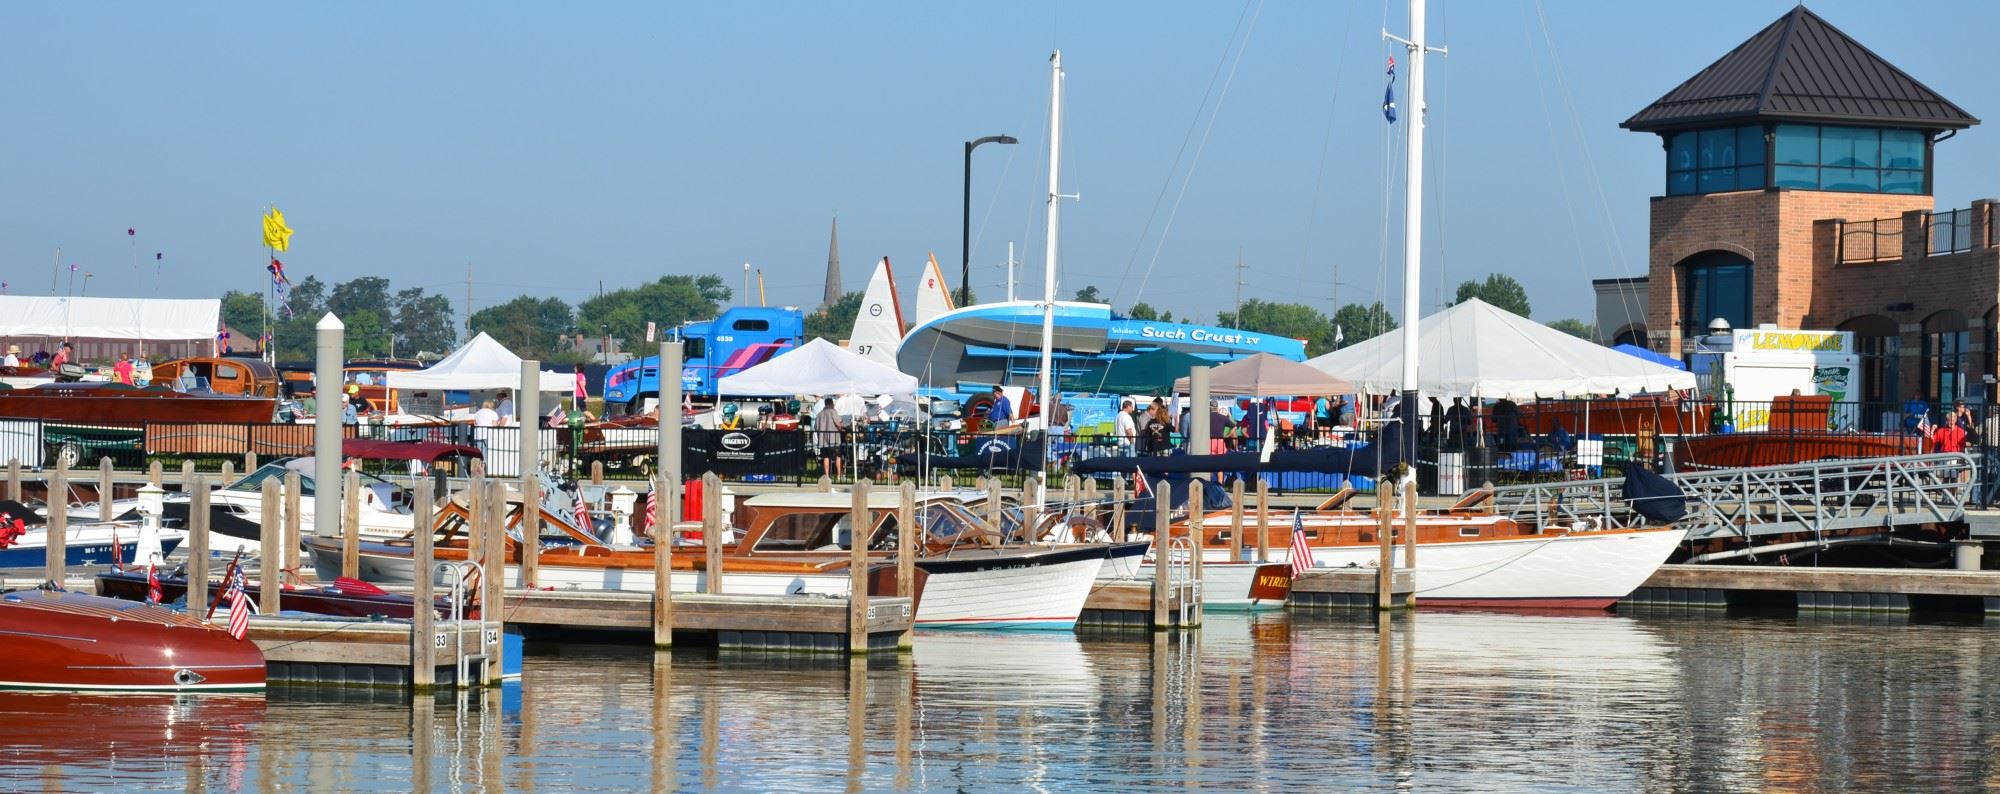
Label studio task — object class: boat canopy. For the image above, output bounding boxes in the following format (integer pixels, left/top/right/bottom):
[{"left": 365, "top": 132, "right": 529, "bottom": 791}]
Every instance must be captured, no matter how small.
[{"left": 387, "top": 332, "right": 572, "bottom": 392}]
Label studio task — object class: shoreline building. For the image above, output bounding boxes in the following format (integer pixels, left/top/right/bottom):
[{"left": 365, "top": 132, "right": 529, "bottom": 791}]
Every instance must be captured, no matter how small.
[{"left": 1623, "top": 6, "right": 1993, "bottom": 407}]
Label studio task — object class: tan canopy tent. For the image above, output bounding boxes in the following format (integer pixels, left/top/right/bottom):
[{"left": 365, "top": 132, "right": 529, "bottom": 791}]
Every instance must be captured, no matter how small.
[{"left": 1173, "top": 353, "right": 1355, "bottom": 397}]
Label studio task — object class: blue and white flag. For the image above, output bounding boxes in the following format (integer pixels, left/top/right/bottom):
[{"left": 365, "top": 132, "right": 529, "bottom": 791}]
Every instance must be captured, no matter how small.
[{"left": 1383, "top": 56, "right": 1398, "bottom": 123}]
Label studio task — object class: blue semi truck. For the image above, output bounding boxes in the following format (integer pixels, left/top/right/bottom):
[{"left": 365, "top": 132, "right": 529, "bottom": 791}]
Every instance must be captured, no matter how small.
[{"left": 602, "top": 307, "right": 804, "bottom": 412}]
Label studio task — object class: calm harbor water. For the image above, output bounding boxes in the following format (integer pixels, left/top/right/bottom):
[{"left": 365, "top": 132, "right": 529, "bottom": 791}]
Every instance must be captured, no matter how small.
[{"left": 7, "top": 610, "right": 2000, "bottom": 792}]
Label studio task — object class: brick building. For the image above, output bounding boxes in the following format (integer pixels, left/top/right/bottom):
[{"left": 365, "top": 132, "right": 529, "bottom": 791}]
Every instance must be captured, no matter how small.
[{"left": 1623, "top": 7, "right": 1993, "bottom": 409}]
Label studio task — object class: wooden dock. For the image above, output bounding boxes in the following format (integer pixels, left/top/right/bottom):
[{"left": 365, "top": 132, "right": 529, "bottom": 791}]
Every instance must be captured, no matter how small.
[
  {"left": 1078, "top": 579, "right": 1198, "bottom": 629},
  {"left": 247, "top": 616, "right": 495, "bottom": 688},
  {"left": 1289, "top": 568, "right": 1415, "bottom": 610},
  {"left": 1623, "top": 564, "right": 2000, "bottom": 613},
  {"left": 500, "top": 589, "right": 914, "bottom": 651}
]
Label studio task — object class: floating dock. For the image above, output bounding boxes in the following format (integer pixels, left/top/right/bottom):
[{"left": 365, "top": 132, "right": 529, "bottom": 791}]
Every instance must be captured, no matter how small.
[
  {"left": 500, "top": 589, "right": 914, "bottom": 651},
  {"left": 1289, "top": 568, "right": 1415, "bottom": 610},
  {"left": 1623, "top": 564, "right": 2000, "bottom": 614}
]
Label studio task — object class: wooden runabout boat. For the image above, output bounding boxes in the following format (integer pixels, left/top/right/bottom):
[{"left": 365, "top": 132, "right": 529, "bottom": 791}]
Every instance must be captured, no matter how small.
[
  {"left": 96, "top": 569, "right": 473, "bottom": 620},
  {"left": 1669, "top": 431, "right": 1923, "bottom": 470},
  {"left": 0, "top": 382, "right": 276, "bottom": 424},
  {"left": 148, "top": 356, "right": 280, "bottom": 398},
  {"left": 0, "top": 588, "right": 265, "bottom": 691}
]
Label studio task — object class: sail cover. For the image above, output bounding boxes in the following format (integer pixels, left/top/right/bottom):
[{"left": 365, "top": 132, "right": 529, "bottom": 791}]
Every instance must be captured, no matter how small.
[{"left": 846, "top": 257, "right": 905, "bottom": 368}]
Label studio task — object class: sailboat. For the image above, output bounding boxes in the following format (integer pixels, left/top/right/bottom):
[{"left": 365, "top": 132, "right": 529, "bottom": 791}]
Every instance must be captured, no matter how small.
[
  {"left": 1098, "top": 0, "right": 1686, "bottom": 610},
  {"left": 846, "top": 256, "right": 905, "bottom": 367},
  {"left": 913, "top": 253, "right": 956, "bottom": 326}
]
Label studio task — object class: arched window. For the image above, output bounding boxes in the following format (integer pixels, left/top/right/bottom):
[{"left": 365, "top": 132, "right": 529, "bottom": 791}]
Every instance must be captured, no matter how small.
[
  {"left": 1837, "top": 315, "right": 1899, "bottom": 428},
  {"left": 1678, "top": 251, "right": 1752, "bottom": 337},
  {"left": 1923, "top": 310, "right": 1970, "bottom": 402},
  {"left": 1611, "top": 325, "right": 1649, "bottom": 349}
]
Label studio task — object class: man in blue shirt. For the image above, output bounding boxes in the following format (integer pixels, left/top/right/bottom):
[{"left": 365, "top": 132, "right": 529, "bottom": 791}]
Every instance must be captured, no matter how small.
[{"left": 986, "top": 385, "right": 1013, "bottom": 429}]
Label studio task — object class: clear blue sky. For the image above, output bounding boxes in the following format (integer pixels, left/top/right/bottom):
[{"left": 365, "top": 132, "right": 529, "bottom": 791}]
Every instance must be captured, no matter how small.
[{"left": 3, "top": 2, "right": 1996, "bottom": 330}]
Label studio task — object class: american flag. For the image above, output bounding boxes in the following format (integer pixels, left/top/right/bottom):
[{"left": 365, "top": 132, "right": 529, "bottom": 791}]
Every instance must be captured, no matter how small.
[
  {"left": 574, "top": 494, "right": 592, "bottom": 532},
  {"left": 225, "top": 564, "right": 250, "bottom": 640},
  {"left": 146, "top": 562, "right": 161, "bottom": 604},
  {"left": 1288, "top": 510, "right": 1314, "bottom": 577},
  {"left": 109, "top": 528, "right": 122, "bottom": 571},
  {"left": 638, "top": 488, "right": 658, "bottom": 534}
]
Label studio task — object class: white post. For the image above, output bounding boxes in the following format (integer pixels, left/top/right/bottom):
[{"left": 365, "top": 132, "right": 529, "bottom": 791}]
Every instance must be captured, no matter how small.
[
  {"left": 1034, "top": 49, "right": 1066, "bottom": 517},
  {"left": 660, "top": 341, "right": 683, "bottom": 487},
  {"left": 134, "top": 483, "right": 166, "bottom": 567},
  {"left": 520, "top": 358, "right": 542, "bottom": 480},
  {"left": 609, "top": 486, "right": 637, "bottom": 546},
  {"left": 314, "top": 313, "right": 344, "bottom": 538}
]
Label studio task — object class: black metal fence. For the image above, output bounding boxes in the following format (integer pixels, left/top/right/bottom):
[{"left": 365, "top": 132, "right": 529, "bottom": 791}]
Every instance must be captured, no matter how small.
[
  {"left": 1929, "top": 207, "right": 1975, "bottom": 255},
  {"left": 1839, "top": 216, "right": 1904, "bottom": 264}
]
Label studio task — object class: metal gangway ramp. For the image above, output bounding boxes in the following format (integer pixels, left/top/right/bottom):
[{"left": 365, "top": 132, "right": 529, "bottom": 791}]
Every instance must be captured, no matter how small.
[{"left": 1486, "top": 453, "right": 1977, "bottom": 544}]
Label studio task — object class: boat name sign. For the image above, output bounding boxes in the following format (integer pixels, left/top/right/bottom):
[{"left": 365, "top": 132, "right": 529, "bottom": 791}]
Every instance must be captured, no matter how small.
[{"left": 1125, "top": 324, "right": 1262, "bottom": 346}]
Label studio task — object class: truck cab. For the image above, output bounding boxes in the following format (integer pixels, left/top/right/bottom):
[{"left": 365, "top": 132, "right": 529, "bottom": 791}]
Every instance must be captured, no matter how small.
[{"left": 603, "top": 307, "right": 804, "bottom": 413}]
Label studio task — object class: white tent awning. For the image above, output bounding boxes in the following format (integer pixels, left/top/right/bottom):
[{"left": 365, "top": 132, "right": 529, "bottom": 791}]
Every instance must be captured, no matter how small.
[
  {"left": 719, "top": 338, "right": 918, "bottom": 398},
  {"left": 1306, "top": 298, "right": 1696, "bottom": 400},
  {"left": 387, "top": 332, "right": 573, "bottom": 392},
  {"left": 0, "top": 296, "right": 220, "bottom": 340}
]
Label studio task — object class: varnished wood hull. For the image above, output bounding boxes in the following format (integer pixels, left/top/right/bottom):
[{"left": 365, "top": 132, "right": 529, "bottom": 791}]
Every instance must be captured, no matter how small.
[
  {"left": 0, "top": 590, "right": 265, "bottom": 691},
  {"left": 1670, "top": 432, "right": 1922, "bottom": 470},
  {"left": 0, "top": 391, "right": 275, "bottom": 424}
]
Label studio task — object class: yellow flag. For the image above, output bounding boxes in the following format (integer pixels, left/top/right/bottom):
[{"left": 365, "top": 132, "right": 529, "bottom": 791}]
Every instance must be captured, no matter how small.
[{"left": 262, "top": 208, "right": 293, "bottom": 252}]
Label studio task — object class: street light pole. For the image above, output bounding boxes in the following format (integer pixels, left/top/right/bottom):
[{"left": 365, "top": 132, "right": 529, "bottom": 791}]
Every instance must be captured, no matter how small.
[{"left": 961, "top": 134, "right": 1018, "bottom": 306}]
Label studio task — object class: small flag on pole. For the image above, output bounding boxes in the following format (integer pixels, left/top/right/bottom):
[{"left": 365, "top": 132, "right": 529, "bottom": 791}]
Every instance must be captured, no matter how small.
[
  {"left": 146, "top": 562, "right": 162, "bottom": 604},
  {"left": 1383, "top": 56, "right": 1398, "bottom": 123},
  {"left": 225, "top": 565, "right": 251, "bottom": 639},
  {"left": 110, "top": 528, "right": 122, "bottom": 571},
  {"left": 639, "top": 488, "right": 658, "bottom": 534},
  {"left": 1288, "top": 510, "right": 1313, "bottom": 577},
  {"left": 574, "top": 494, "right": 592, "bottom": 532},
  {"left": 1133, "top": 468, "right": 1149, "bottom": 498},
  {"left": 262, "top": 208, "right": 293, "bottom": 252}
]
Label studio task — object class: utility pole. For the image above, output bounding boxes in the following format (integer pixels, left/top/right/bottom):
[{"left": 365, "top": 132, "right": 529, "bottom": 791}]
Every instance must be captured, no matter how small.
[{"left": 1232, "top": 248, "right": 1246, "bottom": 328}]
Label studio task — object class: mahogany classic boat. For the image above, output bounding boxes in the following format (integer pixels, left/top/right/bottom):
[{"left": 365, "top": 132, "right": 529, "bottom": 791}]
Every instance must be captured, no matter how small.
[
  {"left": 0, "top": 588, "right": 265, "bottom": 691},
  {"left": 148, "top": 356, "right": 280, "bottom": 399},
  {"left": 0, "top": 382, "right": 276, "bottom": 424}
]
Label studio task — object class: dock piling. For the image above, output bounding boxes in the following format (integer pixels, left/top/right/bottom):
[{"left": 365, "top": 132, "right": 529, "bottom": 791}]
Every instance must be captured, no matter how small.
[
  {"left": 897, "top": 480, "right": 915, "bottom": 649},
  {"left": 482, "top": 479, "right": 506, "bottom": 685},
  {"left": 259, "top": 477, "right": 282, "bottom": 614},
  {"left": 1402, "top": 478, "right": 1417, "bottom": 571},
  {"left": 591, "top": 461, "right": 604, "bottom": 485},
  {"left": 1152, "top": 485, "right": 1170, "bottom": 629},
  {"left": 819, "top": 474, "right": 832, "bottom": 492},
  {"left": 1376, "top": 484, "right": 1393, "bottom": 611},
  {"left": 243, "top": 451, "right": 257, "bottom": 474},
  {"left": 986, "top": 477, "right": 1002, "bottom": 536},
  {"left": 849, "top": 480, "right": 871, "bottom": 654},
  {"left": 702, "top": 472, "right": 723, "bottom": 594},
  {"left": 411, "top": 486, "right": 436, "bottom": 690},
  {"left": 186, "top": 475, "right": 209, "bottom": 616},
  {"left": 341, "top": 469, "right": 361, "bottom": 580},
  {"left": 519, "top": 473, "right": 539, "bottom": 588},
  {"left": 1229, "top": 479, "right": 1245, "bottom": 561},
  {"left": 219, "top": 460, "right": 233, "bottom": 489},
  {"left": 6, "top": 457, "right": 18, "bottom": 502},
  {"left": 45, "top": 463, "right": 65, "bottom": 585},
  {"left": 180, "top": 459, "right": 193, "bottom": 491},
  {"left": 283, "top": 471, "right": 303, "bottom": 582},
  {"left": 97, "top": 457, "right": 112, "bottom": 525},
  {"left": 1255, "top": 480, "right": 1270, "bottom": 563},
  {"left": 1111, "top": 475, "right": 1126, "bottom": 543},
  {"left": 652, "top": 474, "right": 676, "bottom": 648},
  {"left": 148, "top": 460, "right": 161, "bottom": 487}
]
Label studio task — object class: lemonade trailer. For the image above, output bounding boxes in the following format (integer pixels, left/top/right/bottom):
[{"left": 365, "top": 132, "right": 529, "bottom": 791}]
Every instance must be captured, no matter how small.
[{"left": 1690, "top": 325, "right": 1860, "bottom": 432}]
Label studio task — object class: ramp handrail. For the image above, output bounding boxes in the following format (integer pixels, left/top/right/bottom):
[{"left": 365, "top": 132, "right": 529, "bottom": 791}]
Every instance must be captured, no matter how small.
[
  {"left": 1487, "top": 453, "right": 1976, "bottom": 542},
  {"left": 1165, "top": 535, "right": 1200, "bottom": 625}
]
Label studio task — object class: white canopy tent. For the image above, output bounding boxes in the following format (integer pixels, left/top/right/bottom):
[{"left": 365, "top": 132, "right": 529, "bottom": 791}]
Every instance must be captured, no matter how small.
[
  {"left": 1306, "top": 298, "right": 1696, "bottom": 400},
  {"left": 386, "top": 332, "right": 572, "bottom": 392},
  {"left": 0, "top": 295, "right": 219, "bottom": 340},
  {"left": 719, "top": 338, "right": 919, "bottom": 398}
]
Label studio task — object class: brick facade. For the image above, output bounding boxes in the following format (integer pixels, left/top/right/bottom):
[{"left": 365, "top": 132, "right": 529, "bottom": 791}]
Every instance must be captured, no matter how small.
[{"left": 1648, "top": 189, "right": 2000, "bottom": 403}]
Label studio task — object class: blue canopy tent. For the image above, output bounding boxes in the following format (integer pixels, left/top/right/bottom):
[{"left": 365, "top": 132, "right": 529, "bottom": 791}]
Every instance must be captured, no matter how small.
[{"left": 1612, "top": 344, "right": 1685, "bottom": 371}]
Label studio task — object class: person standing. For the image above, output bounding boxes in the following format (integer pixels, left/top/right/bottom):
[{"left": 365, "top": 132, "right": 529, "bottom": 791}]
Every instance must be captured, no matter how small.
[
  {"left": 473, "top": 400, "right": 500, "bottom": 428},
  {"left": 813, "top": 396, "right": 846, "bottom": 480},
  {"left": 112, "top": 355, "right": 133, "bottom": 386},
  {"left": 1114, "top": 398, "right": 1137, "bottom": 456},
  {"left": 573, "top": 364, "right": 589, "bottom": 408}
]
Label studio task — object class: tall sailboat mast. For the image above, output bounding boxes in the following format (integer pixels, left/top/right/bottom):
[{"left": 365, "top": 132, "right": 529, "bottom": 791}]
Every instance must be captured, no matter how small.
[
  {"left": 1035, "top": 49, "right": 1065, "bottom": 516},
  {"left": 1388, "top": 0, "right": 1439, "bottom": 471}
]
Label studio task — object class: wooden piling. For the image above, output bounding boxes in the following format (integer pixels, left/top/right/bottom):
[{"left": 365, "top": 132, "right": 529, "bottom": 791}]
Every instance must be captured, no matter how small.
[
  {"left": 848, "top": 480, "right": 871, "bottom": 654},
  {"left": 341, "top": 469, "right": 362, "bottom": 580},
  {"left": 482, "top": 480, "right": 506, "bottom": 685},
  {"left": 411, "top": 486, "right": 436, "bottom": 689},
  {"left": 519, "top": 474, "right": 539, "bottom": 588},
  {"left": 1111, "top": 475, "right": 1126, "bottom": 543},
  {"left": 1189, "top": 481, "right": 1204, "bottom": 583},
  {"left": 652, "top": 474, "right": 676, "bottom": 648},
  {"left": 5, "top": 458, "right": 18, "bottom": 502},
  {"left": 590, "top": 461, "right": 604, "bottom": 485},
  {"left": 1152, "top": 487, "right": 1171, "bottom": 629},
  {"left": 1229, "top": 479, "right": 1245, "bottom": 561},
  {"left": 701, "top": 472, "right": 723, "bottom": 594},
  {"left": 1254, "top": 480, "right": 1271, "bottom": 563},
  {"left": 1081, "top": 478, "right": 1099, "bottom": 543},
  {"left": 243, "top": 451, "right": 257, "bottom": 473},
  {"left": 259, "top": 477, "right": 282, "bottom": 615},
  {"left": 44, "top": 464, "right": 65, "bottom": 584},
  {"left": 1376, "top": 484, "right": 1393, "bottom": 611},
  {"left": 1021, "top": 477, "right": 1040, "bottom": 545},
  {"left": 219, "top": 460, "right": 234, "bottom": 487},
  {"left": 283, "top": 472, "right": 303, "bottom": 581},
  {"left": 97, "top": 457, "right": 113, "bottom": 524},
  {"left": 186, "top": 475, "right": 209, "bottom": 616},
  {"left": 1402, "top": 478, "right": 1417, "bottom": 571},
  {"left": 148, "top": 460, "right": 161, "bottom": 486},
  {"left": 897, "top": 480, "right": 915, "bottom": 650},
  {"left": 818, "top": 474, "right": 832, "bottom": 492},
  {"left": 180, "top": 459, "right": 194, "bottom": 491},
  {"left": 985, "top": 477, "right": 1002, "bottom": 535}
]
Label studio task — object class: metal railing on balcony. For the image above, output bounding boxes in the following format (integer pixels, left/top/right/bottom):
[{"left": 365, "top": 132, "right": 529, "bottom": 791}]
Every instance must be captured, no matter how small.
[
  {"left": 1837, "top": 216, "right": 1903, "bottom": 264},
  {"left": 1928, "top": 207, "right": 1974, "bottom": 255}
]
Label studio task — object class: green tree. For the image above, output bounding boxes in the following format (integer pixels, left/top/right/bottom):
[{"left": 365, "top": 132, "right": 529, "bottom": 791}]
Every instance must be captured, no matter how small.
[
  {"left": 1329, "top": 302, "right": 1398, "bottom": 350},
  {"left": 268, "top": 275, "right": 328, "bottom": 361},
  {"left": 1547, "top": 318, "right": 1594, "bottom": 340},
  {"left": 1452, "top": 273, "right": 1532, "bottom": 317},
  {"left": 327, "top": 276, "right": 392, "bottom": 319},
  {"left": 342, "top": 309, "right": 392, "bottom": 359},
  {"left": 392, "top": 287, "right": 456, "bottom": 357},
  {"left": 575, "top": 274, "right": 732, "bottom": 349},
  {"left": 1073, "top": 285, "right": 1103, "bottom": 303},
  {"left": 220, "top": 291, "right": 264, "bottom": 336},
  {"left": 804, "top": 291, "right": 864, "bottom": 343},
  {"left": 1127, "top": 302, "right": 1174, "bottom": 322},
  {"left": 469, "top": 295, "right": 575, "bottom": 358},
  {"left": 1217, "top": 300, "right": 1340, "bottom": 356}
]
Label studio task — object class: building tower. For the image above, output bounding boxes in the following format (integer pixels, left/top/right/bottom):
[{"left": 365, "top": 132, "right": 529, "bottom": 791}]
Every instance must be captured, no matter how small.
[
  {"left": 821, "top": 217, "right": 843, "bottom": 312},
  {"left": 1625, "top": 6, "right": 1983, "bottom": 407}
]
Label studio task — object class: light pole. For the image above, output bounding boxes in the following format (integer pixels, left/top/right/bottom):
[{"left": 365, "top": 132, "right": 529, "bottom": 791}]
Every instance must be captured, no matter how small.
[
  {"left": 961, "top": 134, "right": 1018, "bottom": 306},
  {"left": 741, "top": 262, "right": 750, "bottom": 307}
]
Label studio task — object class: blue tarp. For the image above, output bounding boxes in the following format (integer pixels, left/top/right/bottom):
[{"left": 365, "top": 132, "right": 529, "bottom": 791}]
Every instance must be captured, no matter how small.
[{"left": 1612, "top": 344, "right": 1685, "bottom": 371}]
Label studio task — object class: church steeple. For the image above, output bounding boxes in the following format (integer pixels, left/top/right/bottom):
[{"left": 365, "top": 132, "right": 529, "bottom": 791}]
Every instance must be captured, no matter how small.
[{"left": 821, "top": 217, "right": 843, "bottom": 311}]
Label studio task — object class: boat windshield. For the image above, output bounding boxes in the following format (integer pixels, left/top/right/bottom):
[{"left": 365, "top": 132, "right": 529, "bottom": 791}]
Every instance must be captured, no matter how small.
[{"left": 225, "top": 461, "right": 396, "bottom": 495}]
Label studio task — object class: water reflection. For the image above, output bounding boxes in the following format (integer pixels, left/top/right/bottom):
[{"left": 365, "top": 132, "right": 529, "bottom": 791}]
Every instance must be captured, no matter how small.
[{"left": 16, "top": 610, "right": 2000, "bottom": 790}]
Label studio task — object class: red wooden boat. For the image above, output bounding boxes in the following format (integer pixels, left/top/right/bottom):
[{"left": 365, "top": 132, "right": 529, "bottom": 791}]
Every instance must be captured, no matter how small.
[
  {"left": 0, "top": 382, "right": 276, "bottom": 424},
  {"left": 96, "top": 569, "right": 473, "bottom": 620},
  {"left": 0, "top": 589, "right": 265, "bottom": 691},
  {"left": 1671, "top": 431, "right": 1924, "bottom": 471}
]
